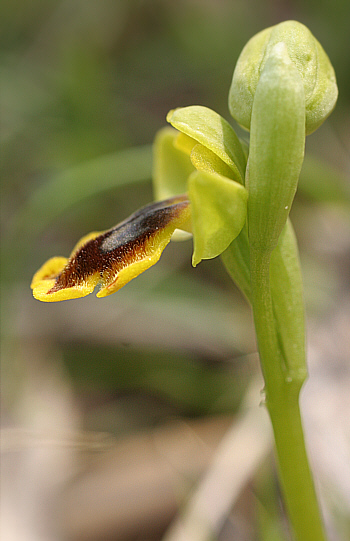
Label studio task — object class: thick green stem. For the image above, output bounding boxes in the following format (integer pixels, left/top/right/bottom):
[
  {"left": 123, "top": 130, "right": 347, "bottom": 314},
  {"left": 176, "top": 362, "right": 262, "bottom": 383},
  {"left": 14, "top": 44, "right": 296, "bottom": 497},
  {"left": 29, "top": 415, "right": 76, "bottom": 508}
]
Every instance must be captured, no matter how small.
[{"left": 250, "top": 247, "right": 326, "bottom": 541}]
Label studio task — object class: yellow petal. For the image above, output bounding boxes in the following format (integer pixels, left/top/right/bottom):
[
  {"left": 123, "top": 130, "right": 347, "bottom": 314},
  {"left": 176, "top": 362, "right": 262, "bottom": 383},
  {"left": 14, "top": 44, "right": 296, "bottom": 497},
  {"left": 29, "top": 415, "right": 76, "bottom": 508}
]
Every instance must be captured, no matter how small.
[
  {"left": 31, "top": 257, "right": 68, "bottom": 289},
  {"left": 31, "top": 195, "right": 191, "bottom": 302}
]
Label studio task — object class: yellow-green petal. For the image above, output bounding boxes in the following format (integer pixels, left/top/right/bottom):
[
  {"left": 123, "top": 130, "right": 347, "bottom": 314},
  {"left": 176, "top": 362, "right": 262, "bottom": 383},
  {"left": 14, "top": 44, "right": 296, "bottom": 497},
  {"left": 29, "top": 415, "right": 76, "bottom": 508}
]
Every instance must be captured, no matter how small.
[
  {"left": 167, "top": 106, "right": 246, "bottom": 184},
  {"left": 190, "top": 143, "right": 236, "bottom": 180},
  {"left": 188, "top": 171, "right": 248, "bottom": 267},
  {"left": 173, "top": 132, "right": 198, "bottom": 156}
]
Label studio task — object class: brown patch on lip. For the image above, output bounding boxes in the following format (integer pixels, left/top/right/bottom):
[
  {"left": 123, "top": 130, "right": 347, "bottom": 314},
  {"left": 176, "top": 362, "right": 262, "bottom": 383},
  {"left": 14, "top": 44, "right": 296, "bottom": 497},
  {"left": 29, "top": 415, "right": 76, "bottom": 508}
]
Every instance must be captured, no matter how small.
[{"left": 48, "top": 195, "right": 189, "bottom": 294}]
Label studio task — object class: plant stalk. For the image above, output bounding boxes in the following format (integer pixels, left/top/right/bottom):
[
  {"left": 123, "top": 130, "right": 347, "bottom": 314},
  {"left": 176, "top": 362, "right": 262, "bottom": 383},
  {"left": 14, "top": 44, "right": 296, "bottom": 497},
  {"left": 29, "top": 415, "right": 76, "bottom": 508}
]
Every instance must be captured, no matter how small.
[{"left": 250, "top": 247, "right": 326, "bottom": 541}]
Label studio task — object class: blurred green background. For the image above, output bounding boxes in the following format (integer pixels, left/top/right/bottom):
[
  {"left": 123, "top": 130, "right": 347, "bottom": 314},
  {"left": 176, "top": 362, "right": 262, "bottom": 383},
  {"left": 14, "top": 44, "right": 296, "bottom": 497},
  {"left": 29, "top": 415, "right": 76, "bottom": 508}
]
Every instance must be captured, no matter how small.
[{"left": 1, "top": 1, "right": 349, "bottom": 540}]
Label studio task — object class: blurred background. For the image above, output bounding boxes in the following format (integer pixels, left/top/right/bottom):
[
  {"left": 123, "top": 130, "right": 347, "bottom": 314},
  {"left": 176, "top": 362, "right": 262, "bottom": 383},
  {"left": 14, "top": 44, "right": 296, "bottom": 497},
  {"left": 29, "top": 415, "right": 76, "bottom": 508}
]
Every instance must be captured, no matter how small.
[{"left": 1, "top": 1, "right": 349, "bottom": 540}]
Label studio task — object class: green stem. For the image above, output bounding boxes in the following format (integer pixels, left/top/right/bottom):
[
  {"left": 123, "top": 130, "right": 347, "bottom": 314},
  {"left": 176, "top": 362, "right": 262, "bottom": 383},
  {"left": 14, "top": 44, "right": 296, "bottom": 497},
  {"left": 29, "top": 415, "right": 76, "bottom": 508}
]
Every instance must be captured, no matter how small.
[{"left": 250, "top": 247, "right": 326, "bottom": 541}]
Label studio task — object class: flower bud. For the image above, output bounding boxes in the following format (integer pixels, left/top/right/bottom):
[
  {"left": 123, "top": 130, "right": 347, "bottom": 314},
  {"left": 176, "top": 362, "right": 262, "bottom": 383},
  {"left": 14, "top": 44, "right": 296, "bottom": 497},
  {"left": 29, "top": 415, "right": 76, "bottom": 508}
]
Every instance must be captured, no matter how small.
[{"left": 229, "top": 20, "right": 338, "bottom": 135}]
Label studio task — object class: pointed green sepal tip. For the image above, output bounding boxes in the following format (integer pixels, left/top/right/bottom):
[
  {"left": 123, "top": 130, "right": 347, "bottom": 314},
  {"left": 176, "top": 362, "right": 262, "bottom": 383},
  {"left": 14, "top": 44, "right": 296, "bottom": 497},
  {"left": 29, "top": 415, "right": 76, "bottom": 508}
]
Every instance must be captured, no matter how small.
[
  {"left": 229, "top": 20, "right": 338, "bottom": 135},
  {"left": 188, "top": 171, "right": 248, "bottom": 267}
]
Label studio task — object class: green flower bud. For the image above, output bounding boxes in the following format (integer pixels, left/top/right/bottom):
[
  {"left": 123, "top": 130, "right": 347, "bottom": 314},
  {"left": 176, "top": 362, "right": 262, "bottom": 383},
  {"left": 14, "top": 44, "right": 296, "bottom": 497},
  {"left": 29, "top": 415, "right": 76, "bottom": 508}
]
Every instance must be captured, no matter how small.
[{"left": 229, "top": 20, "right": 338, "bottom": 135}]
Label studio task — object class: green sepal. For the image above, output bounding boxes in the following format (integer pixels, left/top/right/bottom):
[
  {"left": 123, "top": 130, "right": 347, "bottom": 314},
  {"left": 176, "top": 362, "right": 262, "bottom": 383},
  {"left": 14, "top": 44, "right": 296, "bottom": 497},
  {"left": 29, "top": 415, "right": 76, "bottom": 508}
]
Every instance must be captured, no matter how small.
[
  {"left": 188, "top": 170, "right": 248, "bottom": 267},
  {"left": 167, "top": 106, "right": 246, "bottom": 184},
  {"left": 153, "top": 127, "right": 195, "bottom": 200}
]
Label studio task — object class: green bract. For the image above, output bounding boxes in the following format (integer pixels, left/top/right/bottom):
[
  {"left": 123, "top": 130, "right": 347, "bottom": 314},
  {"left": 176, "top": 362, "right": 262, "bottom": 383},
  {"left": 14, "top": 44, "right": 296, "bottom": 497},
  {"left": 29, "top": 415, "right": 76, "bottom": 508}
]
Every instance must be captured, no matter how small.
[
  {"left": 270, "top": 220, "right": 306, "bottom": 379},
  {"left": 248, "top": 42, "right": 305, "bottom": 253},
  {"left": 222, "top": 217, "right": 306, "bottom": 380},
  {"left": 229, "top": 20, "right": 338, "bottom": 135}
]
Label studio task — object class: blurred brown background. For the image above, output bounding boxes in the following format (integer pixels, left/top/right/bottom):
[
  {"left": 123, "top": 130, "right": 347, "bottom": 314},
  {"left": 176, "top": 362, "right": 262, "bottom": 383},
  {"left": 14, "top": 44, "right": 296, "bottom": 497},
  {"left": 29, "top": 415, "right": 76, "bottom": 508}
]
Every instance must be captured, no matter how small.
[{"left": 1, "top": 1, "right": 349, "bottom": 540}]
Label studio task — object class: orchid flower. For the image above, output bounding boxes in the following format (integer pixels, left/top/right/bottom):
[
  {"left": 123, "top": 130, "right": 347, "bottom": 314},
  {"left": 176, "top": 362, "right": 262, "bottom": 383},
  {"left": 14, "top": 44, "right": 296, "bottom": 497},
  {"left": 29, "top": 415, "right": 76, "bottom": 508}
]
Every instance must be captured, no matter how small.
[{"left": 31, "top": 106, "right": 249, "bottom": 302}]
